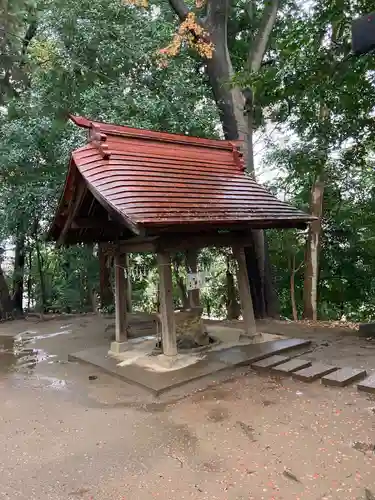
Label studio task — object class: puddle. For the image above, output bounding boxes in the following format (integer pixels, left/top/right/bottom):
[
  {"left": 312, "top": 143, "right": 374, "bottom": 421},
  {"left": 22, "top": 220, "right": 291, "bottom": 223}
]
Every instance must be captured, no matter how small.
[
  {"left": 30, "top": 329, "right": 72, "bottom": 341},
  {"left": 36, "top": 375, "right": 68, "bottom": 391},
  {"left": 0, "top": 335, "right": 56, "bottom": 374}
]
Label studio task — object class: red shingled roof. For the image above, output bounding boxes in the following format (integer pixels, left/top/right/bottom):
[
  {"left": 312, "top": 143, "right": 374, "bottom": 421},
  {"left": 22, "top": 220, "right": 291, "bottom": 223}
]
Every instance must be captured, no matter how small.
[{"left": 49, "top": 115, "right": 314, "bottom": 242}]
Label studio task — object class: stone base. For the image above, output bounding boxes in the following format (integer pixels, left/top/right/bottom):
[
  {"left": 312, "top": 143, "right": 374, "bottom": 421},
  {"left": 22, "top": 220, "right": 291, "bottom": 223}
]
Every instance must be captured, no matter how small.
[
  {"left": 358, "top": 323, "right": 375, "bottom": 337},
  {"left": 241, "top": 332, "right": 263, "bottom": 342},
  {"left": 69, "top": 337, "right": 311, "bottom": 395},
  {"left": 110, "top": 341, "right": 131, "bottom": 354}
]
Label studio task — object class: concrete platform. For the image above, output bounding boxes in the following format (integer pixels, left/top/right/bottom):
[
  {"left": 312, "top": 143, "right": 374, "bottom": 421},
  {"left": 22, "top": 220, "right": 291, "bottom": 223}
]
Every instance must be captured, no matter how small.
[
  {"left": 322, "top": 367, "right": 367, "bottom": 387},
  {"left": 292, "top": 362, "right": 337, "bottom": 382},
  {"left": 69, "top": 337, "right": 311, "bottom": 395}
]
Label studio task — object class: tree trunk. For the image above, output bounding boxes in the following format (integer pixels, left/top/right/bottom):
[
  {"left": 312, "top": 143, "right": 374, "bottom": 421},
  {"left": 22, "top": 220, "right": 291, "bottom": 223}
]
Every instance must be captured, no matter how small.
[
  {"left": 166, "top": 0, "right": 280, "bottom": 318},
  {"left": 12, "top": 234, "right": 26, "bottom": 314},
  {"left": 201, "top": 2, "right": 278, "bottom": 318},
  {"left": 27, "top": 246, "right": 32, "bottom": 311},
  {"left": 172, "top": 262, "right": 189, "bottom": 309},
  {"left": 35, "top": 239, "right": 47, "bottom": 313},
  {"left": 290, "top": 254, "right": 298, "bottom": 321},
  {"left": 303, "top": 176, "right": 325, "bottom": 320},
  {"left": 226, "top": 269, "right": 241, "bottom": 320},
  {"left": 99, "top": 243, "right": 113, "bottom": 309},
  {"left": 204, "top": 14, "right": 279, "bottom": 319},
  {"left": 0, "top": 264, "right": 13, "bottom": 318}
]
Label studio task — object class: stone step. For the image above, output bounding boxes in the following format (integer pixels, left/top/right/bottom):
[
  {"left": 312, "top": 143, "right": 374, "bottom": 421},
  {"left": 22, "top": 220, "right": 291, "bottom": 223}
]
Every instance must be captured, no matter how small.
[
  {"left": 358, "top": 323, "right": 375, "bottom": 337},
  {"left": 271, "top": 358, "right": 312, "bottom": 374},
  {"left": 292, "top": 362, "right": 337, "bottom": 382},
  {"left": 357, "top": 373, "right": 375, "bottom": 393},
  {"left": 252, "top": 354, "right": 291, "bottom": 371},
  {"left": 322, "top": 367, "right": 367, "bottom": 387}
]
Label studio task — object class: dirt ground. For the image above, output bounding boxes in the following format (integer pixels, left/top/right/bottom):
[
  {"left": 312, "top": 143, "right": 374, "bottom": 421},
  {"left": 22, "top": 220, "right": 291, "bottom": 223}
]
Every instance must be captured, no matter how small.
[{"left": 0, "top": 314, "right": 375, "bottom": 499}]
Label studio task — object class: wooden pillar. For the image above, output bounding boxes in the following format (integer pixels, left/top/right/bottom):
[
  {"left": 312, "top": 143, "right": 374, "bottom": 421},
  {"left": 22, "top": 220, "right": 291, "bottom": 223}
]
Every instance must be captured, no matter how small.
[
  {"left": 232, "top": 246, "right": 256, "bottom": 336},
  {"left": 157, "top": 251, "right": 177, "bottom": 356},
  {"left": 124, "top": 253, "right": 132, "bottom": 313},
  {"left": 114, "top": 250, "right": 128, "bottom": 342},
  {"left": 186, "top": 249, "right": 200, "bottom": 308}
]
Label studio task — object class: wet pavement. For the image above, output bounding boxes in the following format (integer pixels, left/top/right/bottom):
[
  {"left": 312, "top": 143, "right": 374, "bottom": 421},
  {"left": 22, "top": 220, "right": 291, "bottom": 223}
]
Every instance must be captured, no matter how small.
[{"left": 0, "top": 316, "right": 374, "bottom": 499}]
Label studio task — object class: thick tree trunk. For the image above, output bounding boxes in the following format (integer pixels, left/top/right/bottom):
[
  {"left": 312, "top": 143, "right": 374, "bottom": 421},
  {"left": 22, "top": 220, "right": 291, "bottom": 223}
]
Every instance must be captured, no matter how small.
[
  {"left": 0, "top": 264, "right": 13, "bottom": 318},
  {"left": 175, "top": 271, "right": 190, "bottom": 309},
  {"left": 303, "top": 176, "right": 325, "bottom": 320},
  {"left": 12, "top": 234, "right": 26, "bottom": 314},
  {"left": 98, "top": 243, "right": 113, "bottom": 309},
  {"left": 167, "top": 0, "right": 280, "bottom": 318},
  {"left": 205, "top": 46, "right": 278, "bottom": 318}
]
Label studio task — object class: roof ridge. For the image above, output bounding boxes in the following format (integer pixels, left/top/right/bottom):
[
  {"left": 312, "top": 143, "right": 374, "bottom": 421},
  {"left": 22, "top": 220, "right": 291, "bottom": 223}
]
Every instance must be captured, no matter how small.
[{"left": 69, "top": 114, "right": 240, "bottom": 152}]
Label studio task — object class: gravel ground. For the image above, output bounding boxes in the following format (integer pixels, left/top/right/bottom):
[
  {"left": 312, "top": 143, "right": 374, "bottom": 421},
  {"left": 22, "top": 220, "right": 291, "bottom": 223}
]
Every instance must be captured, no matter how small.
[{"left": 0, "top": 315, "right": 374, "bottom": 500}]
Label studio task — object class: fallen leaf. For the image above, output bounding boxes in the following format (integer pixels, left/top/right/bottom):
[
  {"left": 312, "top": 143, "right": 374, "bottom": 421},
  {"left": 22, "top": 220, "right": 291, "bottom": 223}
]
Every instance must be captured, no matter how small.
[{"left": 283, "top": 469, "right": 300, "bottom": 482}]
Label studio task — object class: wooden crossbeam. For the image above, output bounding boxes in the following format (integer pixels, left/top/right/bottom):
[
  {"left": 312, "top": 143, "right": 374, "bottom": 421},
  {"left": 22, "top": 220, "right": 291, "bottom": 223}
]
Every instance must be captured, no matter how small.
[
  {"left": 102, "top": 238, "right": 157, "bottom": 254},
  {"left": 156, "top": 231, "right": 253, "bottom": 253},
  {"left": 101, "top": 231, "right": 253, "bottom": 255}
]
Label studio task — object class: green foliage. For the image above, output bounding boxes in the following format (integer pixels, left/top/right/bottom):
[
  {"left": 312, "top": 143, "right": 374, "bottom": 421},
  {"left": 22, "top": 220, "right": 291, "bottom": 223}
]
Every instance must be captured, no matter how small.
[
  {"left": 0, "top": 0, "right": 219, "bottom": 314},
  {"left": 261, "top": 0, "right": 375, "bottom": 321},
  {"left": 1, "top": 0, "right": 375, "bottom": 323}
]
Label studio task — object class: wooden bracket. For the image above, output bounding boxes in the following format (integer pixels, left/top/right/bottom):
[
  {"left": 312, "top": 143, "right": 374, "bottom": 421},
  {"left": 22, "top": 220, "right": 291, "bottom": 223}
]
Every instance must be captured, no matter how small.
[
  {"left": 89, "top": 124, "right": 110, "bottom": 159},
  {"left": 230, "top": 142, "right": 245, "bottom": 171}
]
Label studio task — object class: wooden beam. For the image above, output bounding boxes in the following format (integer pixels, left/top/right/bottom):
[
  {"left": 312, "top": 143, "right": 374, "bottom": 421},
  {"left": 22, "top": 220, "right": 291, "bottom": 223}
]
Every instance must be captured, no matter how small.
[
  {"left": 186, "top": 250, "right": 200, "bottom": 308},
  {"left": 156, "top": 231, "right": 253, "bottom": 253},
  {"left": 57, "top": 182, "right": 87, "bottom": 247},
  {"left": 102, "top": 238, "right": 157, "bottom": 255},
  {"left": 102, "top": 231, "right": 253, "bottom": 256},
  {"left": 114, "top": 250, "right": 128, "bottom": 342},
  {"left": 157, "top": 251, "right": 177, "bottom": 356},
  {"left": 124, "top": 253, "right": 132, "bottom": 313},
  {"left": 232, "top": 246, "right": 256, "bottom": 336}
]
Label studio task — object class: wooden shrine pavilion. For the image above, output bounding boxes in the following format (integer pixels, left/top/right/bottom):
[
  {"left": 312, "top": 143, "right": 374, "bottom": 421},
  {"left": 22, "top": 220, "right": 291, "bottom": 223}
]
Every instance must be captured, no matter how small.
[{"left": 48, "top": 115, "right": 314, "bottom": 356}]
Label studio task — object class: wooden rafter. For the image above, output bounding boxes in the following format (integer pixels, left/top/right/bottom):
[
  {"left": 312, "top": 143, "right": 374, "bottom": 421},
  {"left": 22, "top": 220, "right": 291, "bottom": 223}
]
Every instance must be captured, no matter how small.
[
  {"left": 57, "top": 181, "right": 87, "bottom": 247},
  {"left": 71, "top": 217, "right": 120, "bottom": 230}
]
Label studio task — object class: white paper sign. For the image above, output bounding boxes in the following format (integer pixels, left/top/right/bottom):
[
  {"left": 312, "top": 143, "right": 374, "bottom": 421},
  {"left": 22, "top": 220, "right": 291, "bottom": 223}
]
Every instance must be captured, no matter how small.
[{"left": 187, "top": 272, "right": 206, "bottom": 290}]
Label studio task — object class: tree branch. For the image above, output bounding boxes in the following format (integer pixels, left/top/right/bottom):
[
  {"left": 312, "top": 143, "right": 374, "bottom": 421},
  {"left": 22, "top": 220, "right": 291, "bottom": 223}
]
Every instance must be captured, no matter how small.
[
  {"left": 21, "top": 20, "right": 37, "bottom": 59},
  {"left": 247, "top": 0, "right": 280, "bottom": 72},
  {"left": 168, "top": 0, "right": 190, "bottom": 21}
]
